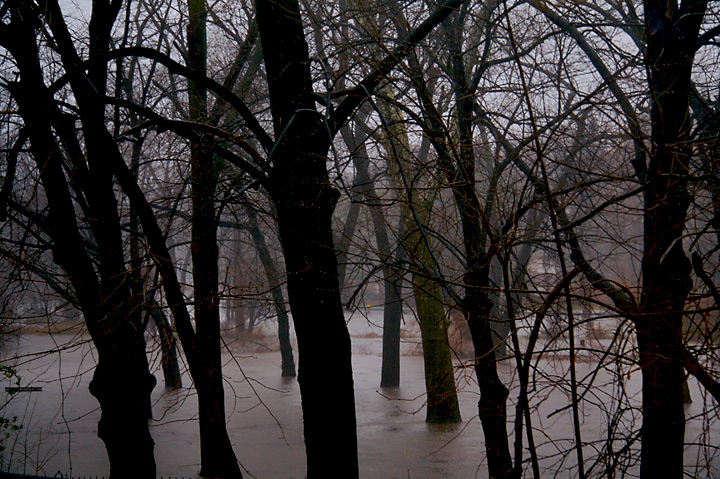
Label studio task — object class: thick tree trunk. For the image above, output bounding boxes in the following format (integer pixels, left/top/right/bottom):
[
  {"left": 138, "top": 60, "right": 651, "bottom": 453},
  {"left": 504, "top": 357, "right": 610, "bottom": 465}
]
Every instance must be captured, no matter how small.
[
  {"left": 255, "top": 1, "right": 359, "bottom": 476},
  {"left": 89, "top": 333, "right": 157, "bottom": 478},
  {"left": 269, "top": 120, "right": 359, "bottom": 476},
  {"left": 638, "top": 1, "right": 709, "bottom": 477},
  {"left": 400, "top": 200, "right": 462, "bottom": 422},
  {"left": 412, "top": 272, "right": 462, "bottom": 423},
  {"left": 194, "top": 371, "right": 242, "bottom": 478},
  {"left": 274, "top": 178, "right": 359, "bottom": 476},
  {"left": 378, "top": 84, "right": 462, "bottom": 420},
  {"left": 397, "top": 186, "right": 462, "bottom": 422},
  {"left": 2, "top": 6, "right": 158, "bottom": 477}
]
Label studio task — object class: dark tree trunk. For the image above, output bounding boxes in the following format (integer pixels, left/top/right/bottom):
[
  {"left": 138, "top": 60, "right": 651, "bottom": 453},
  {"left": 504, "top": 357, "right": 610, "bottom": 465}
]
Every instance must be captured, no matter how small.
[
  {"left": 245, "top": 206, "right": 296, "bottom": 377},
  {"left": 1, "top": 5, "right": 157, "bottom": 477},
  {"left": 89, "top": 334, "right": 157, "bottom": 478},
  {"left": 188, "top": 1, "right": 243, "bottom": 477},
  {"left": 147, "top": 298, "right": 183, "bottom": 389},
  {"left": 404, "top": 15, "right": 514, "bottom": 476},
  {"left": 638, "top": 1, "right": 709, "bottom": 478},
  {"left": 380, "top": 263, "right": 403, "bottom": 388},
  {"left": 255, "top": 1, "right": 359, "bottom": 476},
  {"left": 413, "top": 274, "right": 463, "bottom": 423},
  {"left": 273, "top": 184, "right": 359, "bottom": 476},
  {"left": 464, "top": 284, "right": 513, "bottom": 479},
  {"left": 451, "top": 119, "right": 514, "bottom": 478},
  {"left": 378, "top": 85, "right": 462, "bottom": 421},
  {"left": 341, "top": 124, "right": 404, "bottom": 387},
  {"left": 336, "top": 200, "right": 362, "bottom": 296}
]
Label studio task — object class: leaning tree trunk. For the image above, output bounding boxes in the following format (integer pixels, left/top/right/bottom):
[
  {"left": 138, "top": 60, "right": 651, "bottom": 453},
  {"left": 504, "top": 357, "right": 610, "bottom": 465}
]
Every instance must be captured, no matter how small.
[
  {"left": 379, "top": 84, "right": 462, "bottom": 422},
  {"left": 445, "top": 18, "right": 513, "bottom": 476},
  {"left": 341, "top": 123, "right": 404, "bottom": 388},
  {"left": 244, "top": 204, "right": 297, "bottom": 377},
  {"left": 146, "top": 296, "right": 183, "bottom": 389}
]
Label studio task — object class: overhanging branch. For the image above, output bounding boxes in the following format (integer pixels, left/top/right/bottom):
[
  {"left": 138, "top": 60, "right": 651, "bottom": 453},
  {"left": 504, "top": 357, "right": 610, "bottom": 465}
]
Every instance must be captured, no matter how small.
[
  {"left": 331, "top": 0, "right": 468, "bottom": 134},
  {"left": 108, "top": 46, "right": 274, "bottom": 152}
]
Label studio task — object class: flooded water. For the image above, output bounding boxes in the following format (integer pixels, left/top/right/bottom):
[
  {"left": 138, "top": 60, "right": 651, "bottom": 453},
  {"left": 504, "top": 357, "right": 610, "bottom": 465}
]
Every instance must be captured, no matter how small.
[{"left": 1, "top": 309, "right": 718, "bottom": 478}]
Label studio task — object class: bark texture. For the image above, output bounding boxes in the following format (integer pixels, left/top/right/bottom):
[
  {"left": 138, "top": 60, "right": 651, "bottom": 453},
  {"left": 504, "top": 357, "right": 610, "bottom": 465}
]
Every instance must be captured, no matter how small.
[
  {"left": 379, "top": 85, "right": 462, "bottom": 423},
  {"left": 255, "top": 0, "right": 359, "bottom": 476},
  {"left": 638, "top": 1, "right": 708, "bottom": 477}
]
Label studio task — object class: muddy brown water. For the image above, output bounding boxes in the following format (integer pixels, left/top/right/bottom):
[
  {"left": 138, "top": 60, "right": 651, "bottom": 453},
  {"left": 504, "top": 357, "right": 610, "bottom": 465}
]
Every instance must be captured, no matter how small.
[{"left": 1, "top": 309, "right": 717, "bottom": 478}]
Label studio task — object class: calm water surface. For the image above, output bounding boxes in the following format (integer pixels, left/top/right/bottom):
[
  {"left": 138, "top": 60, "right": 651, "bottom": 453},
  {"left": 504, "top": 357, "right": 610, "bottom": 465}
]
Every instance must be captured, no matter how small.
[{"left": 1, "top": 310, "right": 717, "bottom": 478}]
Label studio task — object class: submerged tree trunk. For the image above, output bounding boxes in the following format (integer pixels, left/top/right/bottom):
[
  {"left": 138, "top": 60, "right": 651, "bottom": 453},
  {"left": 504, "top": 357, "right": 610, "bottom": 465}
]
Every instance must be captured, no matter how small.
[
  {"left": 341, "top": 123, "right": 404, "bottom": 388},
  {"left": 399, "top": 14, "right": 513, "bottom": 474},
  {"left": 379, "top": 85, "right": 462, "bottom": 422},
  {"left": 2, "top": 5, "right": 158, "bottom": 476},
  {"left": 188, "top": 1, "right": 243, "bottom": 477},
  {"left": 401, "top": 192, "right": 462, "bottom": 422},
  {"left": 273, "top": 177, "right": 359, "bottom": 475},
  {"left": 244, "top": 205, "right": 296, "bottom": 377},
  {"left": 380, "top": 248, "right": 403, "bottom": 389},
  {"left": 146, "top": 296, "right": 183, "bottom": 389},
  {"left": 255, "top": 1, "right": 359, "bottom": 475},
  {"left": 446, "top": 18, "right": 513, "bottom": 475},
  {"left": 413, "top": 271, "right": 462, "bottom": 423},
  {"left": 380, "top": 283, "right": 403, "bottom": 387},
  {"left": 89, "top": 330, "right": 157, "bottom": 477},
  {"left": 270, "top": 133, "right": 358, "bottom": 475}
]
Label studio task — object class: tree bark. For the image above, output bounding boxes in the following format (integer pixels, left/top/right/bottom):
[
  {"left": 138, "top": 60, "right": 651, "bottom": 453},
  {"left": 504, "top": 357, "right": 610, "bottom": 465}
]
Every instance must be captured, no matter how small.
[
  {"left": 147, "top": 296, "right": 183, "bottom": 389},
  {"left": 638, "top": 1, "right": 708, "bottom": 477},
  {"left": 341, "top": 123, "right": 404, "bottom": 388},
  {"left": 244, "top": 205, "right": 297, "bottom": 377},
  {"left": 413, "top": 270, "right": 463, "bottom": 423},
  {"left": 255, "top": 1, "right": 359, "bottom": 476},
  {"left": 188, "top": 1, "right": 243, "bottom": 477},
  {"left": 445, "top": 17, "right": 512, "bottom": 474},
  {"left": 379, "top": 84, "right": 462, "bottom": 422},
  {"left": 1, "top": 5, "right": 157, "bottom": 477}
]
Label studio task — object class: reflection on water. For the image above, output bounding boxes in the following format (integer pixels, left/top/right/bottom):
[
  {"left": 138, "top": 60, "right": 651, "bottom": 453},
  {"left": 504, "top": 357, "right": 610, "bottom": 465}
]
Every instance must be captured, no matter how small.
[{"left": 1, "top": 309, "right": 718, "bottom": 478}]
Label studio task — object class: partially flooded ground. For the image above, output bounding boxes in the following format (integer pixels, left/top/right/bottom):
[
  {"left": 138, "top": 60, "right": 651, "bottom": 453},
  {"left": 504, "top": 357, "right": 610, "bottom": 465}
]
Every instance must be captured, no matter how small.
[{"left": 1, "top": 309, "right": 718, "bottom": 478}]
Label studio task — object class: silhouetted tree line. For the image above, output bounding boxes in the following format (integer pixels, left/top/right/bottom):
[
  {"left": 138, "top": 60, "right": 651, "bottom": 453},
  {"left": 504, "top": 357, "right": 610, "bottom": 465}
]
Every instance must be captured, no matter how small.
[{"left": 0, "top": 0, "right": 719, "bottom": 478}]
